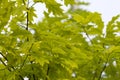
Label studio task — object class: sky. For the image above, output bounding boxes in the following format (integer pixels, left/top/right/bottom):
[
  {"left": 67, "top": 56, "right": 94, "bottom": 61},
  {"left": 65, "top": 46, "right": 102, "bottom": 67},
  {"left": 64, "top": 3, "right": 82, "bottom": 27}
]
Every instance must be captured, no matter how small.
[
  {"left": 85, "top": 0, "right": 120, "bottom": 24},
  {"left": 34, "top": 0, "right": 120, "bottom": 24}
]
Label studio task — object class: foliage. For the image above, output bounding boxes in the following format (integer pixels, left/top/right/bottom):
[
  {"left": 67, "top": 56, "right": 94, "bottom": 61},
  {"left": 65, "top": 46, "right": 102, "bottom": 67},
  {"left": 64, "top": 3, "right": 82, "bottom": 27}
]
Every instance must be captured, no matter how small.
[{"left": 0, "top": 0, "right": 120, "bottom": 80}]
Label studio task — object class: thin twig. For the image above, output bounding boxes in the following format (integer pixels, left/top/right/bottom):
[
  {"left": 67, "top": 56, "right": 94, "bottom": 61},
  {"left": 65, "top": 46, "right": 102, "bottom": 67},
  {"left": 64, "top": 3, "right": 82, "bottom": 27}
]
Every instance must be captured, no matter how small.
[
  {"left": 25, "top": 0, "right": 37, "bottom": 79},
  {"left": 92, "top": 58, "right": 101, "bottom": 80},
  {"left": 98, "top": 52, "right": 110, "bottom": 80},
  {"left": 0, "top": 58, "right": 8, "bottom": 69},
  {"left": 98, "top": 62, "right": 107, "bottom": 80},
  {"left": 30, "top": 2, "right": 38, "bottom": 8},
  {"left": 20, "top": 43, "right": 33, "bottom": 69},
  {"left": 29, "top": 45, "right": 36, "bottom": 80},
  {"left": 22, "top": 0, "right": 26, "bottom": 5},
  {"left": 26, "top": 0, "right": 30, "bottom": 41},
  {"left": 31, "top": 61, "right": 36, "bottom": 80},
  {"left": 82, "top": 26, "right": 99, "bottom": 80},
  {"left": 0, "top": 52, "right": 16, "bottom": 70},
  {"left": 26, "top": 9, "right": 29, "bottom": 31},
  {"left": 0, "top": 53, "right": 24, "bottom": 80},
  {"left": 0, "top": 52, "right": 8, "bottom": 61},
  {"left": 83, "top": 27, "right": 93, "bottom": 44},
  {"left": 45, "top": 64, "right": 50, "bottom": 80}
]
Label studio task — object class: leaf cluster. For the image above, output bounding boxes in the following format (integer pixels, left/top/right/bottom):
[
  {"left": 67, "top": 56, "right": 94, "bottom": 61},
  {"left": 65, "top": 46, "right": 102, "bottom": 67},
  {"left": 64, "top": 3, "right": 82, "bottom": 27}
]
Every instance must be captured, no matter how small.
[{"left": 0, "top": 0, "right": 120, "bottom": 80}]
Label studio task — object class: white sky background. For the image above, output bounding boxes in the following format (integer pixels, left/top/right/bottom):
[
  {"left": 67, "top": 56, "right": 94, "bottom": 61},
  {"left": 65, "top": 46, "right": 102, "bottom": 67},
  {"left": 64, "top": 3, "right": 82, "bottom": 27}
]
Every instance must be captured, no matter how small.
[
  {"left": 34, "top": 0, "right": 120, "bottom": 25},
  {"left": 84, "top": 0, "right": 120, "bottom": 24}
]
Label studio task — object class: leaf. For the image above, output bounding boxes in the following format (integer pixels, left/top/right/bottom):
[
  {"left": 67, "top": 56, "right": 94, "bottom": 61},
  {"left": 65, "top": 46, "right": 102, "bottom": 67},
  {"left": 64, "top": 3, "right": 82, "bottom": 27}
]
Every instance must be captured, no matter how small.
[
  {"left": 72, "top": 14, "right": 85, "bottom": 24},
  {"left": 28, "top": 7, "right": 37, "bottom": 22},
  {"left": 52, "top": 47, "right": 66, "bottom": 55},
  {"left": 64, "top": 0, "right": 75, "bottom": 6},
  {"left": 33, "top": 0, "right": 43, "bottom": 2},
  {"left": 37, "top": 57, "right": 49, "bottom": 66},
  {"left": 44, "top": 0, "right": 63, "bottom": 15},
  {"left": 7, "top": 71, "right": 16, "bottom": 80},
  {"left": 19, "top": 41, "right": 33, "bottom": 53},
  {"left": 105, "top": 46, "right": 120, "bottom": 54},
  {"left": 106, "top": 15, "right": 120, "bottom": 37}
]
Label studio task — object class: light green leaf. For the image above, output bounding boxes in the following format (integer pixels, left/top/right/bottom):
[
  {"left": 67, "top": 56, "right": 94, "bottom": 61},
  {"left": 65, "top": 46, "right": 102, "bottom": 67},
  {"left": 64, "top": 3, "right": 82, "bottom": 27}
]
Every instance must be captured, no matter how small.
[{"left": 64, "top": 0, "right": 75, "bottom": 6}]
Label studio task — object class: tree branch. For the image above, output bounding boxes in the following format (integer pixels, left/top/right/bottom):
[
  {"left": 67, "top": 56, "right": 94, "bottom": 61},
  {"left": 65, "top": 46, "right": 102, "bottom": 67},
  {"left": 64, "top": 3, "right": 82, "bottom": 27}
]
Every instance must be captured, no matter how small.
[
  {"left": 98, "top": 62, "right": 107, "bottom": 80},
  {"left": 82, "top": 27, "right": 93, "bottom": 44},
  {"left": 30, "top": 2, "right": 38, "bottom": 8},
  {"left": 0, "top": 53, "right": 24, "bottom": 80},
  {"left": 20, "top": 43, "right": 33, "bottom": 69},
  {"left": 0, "top": 52, "right": 8, "bottom": 61},
  {"left": 22, "top": 0, "right": 26, "bottom": 5},
  {"left": 26, "top": 9, "right": 29, "bottom": 31},
  {"left": 98, "top": 53, "right": 110, "bottom": 80},
  {"left": 45, "top": 64, "right": 50, "bottom": 80},
  {"left": 92, "top": 58, "right": 101, "bottom": 80},
  {"left": 30, "top": 61, "right": 36, "bottom": 80},
  {"left": 0, "top": 58, "right": 9, "bottom": 70},
  {"left": 26, "top": 0, "right": 30, "bottom": 41}
]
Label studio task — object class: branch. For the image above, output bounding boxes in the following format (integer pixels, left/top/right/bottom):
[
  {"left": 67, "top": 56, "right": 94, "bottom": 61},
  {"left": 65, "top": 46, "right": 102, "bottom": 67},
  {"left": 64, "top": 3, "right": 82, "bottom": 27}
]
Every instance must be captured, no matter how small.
[
  {"left": 0, "top": 52, "right": 8, "bottom": 61},
  {"left": 0, "top": 58, "right": 9, "bottom": 70},
  {"left": 20, "top": 43, "right": 33, "bottom": 69},
  {"left": 26, "top": 9, "right": 29, "bottom": 31},
  {"left": 29, "top": 44, "right": 36, "bottom": 80},
  {"left": 98, "top": 52, "right": 110, "bottom": 80},
  {"left": 0, "top": 52, "right": 16, "bottom": 70},
  {"left": 92, "top": 58, "right": 101, "bottom": 80},
  {"left": 0, "top": 52, "right": 13, "bottom": 72},
  {"left": 92, "top": 43, "right": 110, "bottom": 80},
  {"left": 30, "top": 61, "right": 36, "bottom": 80},
  {"left": 82, "top": 26, "right": 106, "bottom": 80},
  {"left": 26, "top": 0, "right": 30, "bottom": 41},
  {"left": 83, "top": 27, "right": 93, "bottom": 44},
  {"left": 98, "top": 62, "right": 107, "bottom": 80},
  {"left": 19, "top": 75, "right": 24, "bottom": 80},
  {"left": 22, "top": 0, "right": 37, "bottom": 79},
  {"left": 45, "top": 64, "right": 50, "bottom": 80},
  {"left": 22, "top": 0, "right": 26, "bottom": 5},
  {"left": 83, "top": 26, "right": 99, "bottom": 80},
  {"left": 0, "top": 53, "right": 24, "bottom": 80},
  {"left": 0, "top": 58, "right": 24, "bottom": 80},
  {"left": 30, "top": 2, "right": 38, "bottom": 8}
]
